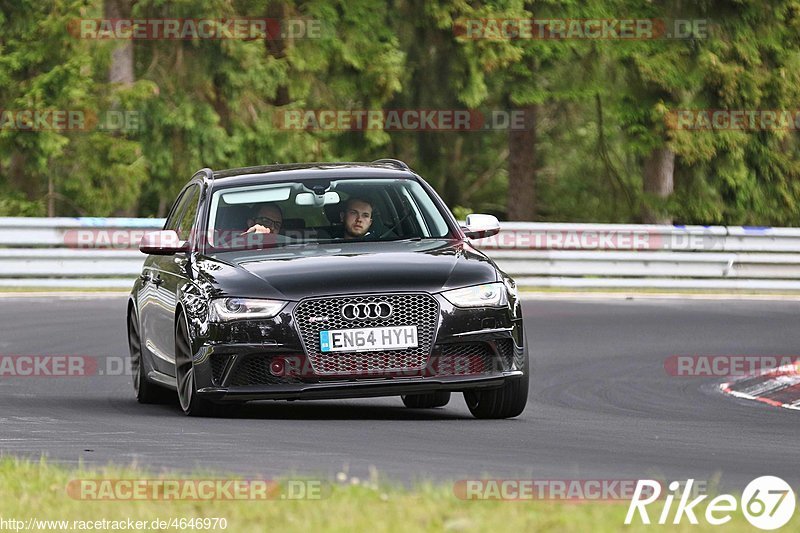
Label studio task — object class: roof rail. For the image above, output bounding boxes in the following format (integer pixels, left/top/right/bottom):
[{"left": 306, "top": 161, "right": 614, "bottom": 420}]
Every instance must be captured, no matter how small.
[
  {"left": 372, "top": 158, "right": 410, "bottom": 170},
  {"left": 196, "top": 167, "right": 215, "bottom": 185}
]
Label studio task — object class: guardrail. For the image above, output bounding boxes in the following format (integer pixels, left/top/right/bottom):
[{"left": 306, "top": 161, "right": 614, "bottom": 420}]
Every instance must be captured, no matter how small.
[
  {"left": 0, "top": 217, "right": 164, "bottom": 288},
  {"left": 478, "top": 222, "right": 800, "bottom": 290},
  {"left": 1, "top": 218, "right": 799, "bottom": 290}
]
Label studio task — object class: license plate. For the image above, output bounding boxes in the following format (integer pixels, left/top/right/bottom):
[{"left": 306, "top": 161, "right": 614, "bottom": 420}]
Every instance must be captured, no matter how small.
[{"left": 320, "top": 326, "right": 418, "bottom": 353}]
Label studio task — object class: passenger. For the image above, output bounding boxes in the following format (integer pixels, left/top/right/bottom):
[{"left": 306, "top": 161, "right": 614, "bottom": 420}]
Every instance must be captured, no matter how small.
[{"left": 340, "top": 197, "right": 373, "bottom": 239}]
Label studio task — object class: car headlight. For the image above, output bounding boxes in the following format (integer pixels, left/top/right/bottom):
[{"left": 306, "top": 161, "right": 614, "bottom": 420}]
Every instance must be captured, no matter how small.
[
  {"left": 208, "top": 298, "right": 286, "bottom": 321},
  {"left": 442, "top": 283, "right": 507, "bottom": 308}
]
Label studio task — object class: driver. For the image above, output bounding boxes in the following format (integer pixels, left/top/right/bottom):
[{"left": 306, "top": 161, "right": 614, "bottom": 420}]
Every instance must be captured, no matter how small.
[
  {"left": 340, "top": 197, "right": 373, "bottom": 239},
  {"left": 244, "top": 203, "right": 283, "bottom": 235}
]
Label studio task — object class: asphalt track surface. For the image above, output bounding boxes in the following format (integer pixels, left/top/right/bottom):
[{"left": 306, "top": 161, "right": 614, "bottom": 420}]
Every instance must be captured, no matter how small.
[{"left": 1, "top": 295, "right": 798, "bottom": 491}]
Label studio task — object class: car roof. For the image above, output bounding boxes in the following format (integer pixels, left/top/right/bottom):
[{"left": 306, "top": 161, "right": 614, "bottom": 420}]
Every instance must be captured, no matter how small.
[{"left": 208, "top": 162, "right": 417, "bottom": 188}]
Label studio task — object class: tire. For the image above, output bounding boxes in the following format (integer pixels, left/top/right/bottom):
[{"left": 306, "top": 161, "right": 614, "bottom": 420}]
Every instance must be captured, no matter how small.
[
  {"left": 175, "top": 312, "right": 215, "bottom": 417},
  {"left": 401, "top": 391, "right": 451, "bottom": 409},
  {"left": 463, "top": 350, "right": 529, "bottom": 419},
  {"left": 128, "top": 311, "right": 172, "bottom": 404}
]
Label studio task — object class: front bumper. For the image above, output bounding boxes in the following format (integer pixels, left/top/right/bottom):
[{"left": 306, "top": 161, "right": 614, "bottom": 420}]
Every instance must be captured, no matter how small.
[
  {"left": 188, "top": 293, "right": 526, "bottom": 401},
  {"left": 198, "top": 371, "right": 524, "bottom": 402}
]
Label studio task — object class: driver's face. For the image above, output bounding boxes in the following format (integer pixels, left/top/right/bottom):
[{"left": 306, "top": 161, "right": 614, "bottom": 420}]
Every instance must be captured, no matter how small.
[
  {"left": 341, "top": 200, "right": 373, "bottom": 238},
  {"left": 248, "top": 205, "right": 283, "bottom": 232}
]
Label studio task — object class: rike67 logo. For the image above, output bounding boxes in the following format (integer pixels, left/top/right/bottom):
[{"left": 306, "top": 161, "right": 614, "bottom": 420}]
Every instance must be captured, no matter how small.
[{"left": 626, "top": 476, "right": 796, "bottom": 530}]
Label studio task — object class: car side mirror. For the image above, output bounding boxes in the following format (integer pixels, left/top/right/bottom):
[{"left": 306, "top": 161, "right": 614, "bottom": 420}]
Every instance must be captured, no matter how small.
[
  {"left": 462, "top": 214, "right": 501, "bottom": 240},
  {"left": 139, "top": 230, "right": 189, "bottom": 255}
]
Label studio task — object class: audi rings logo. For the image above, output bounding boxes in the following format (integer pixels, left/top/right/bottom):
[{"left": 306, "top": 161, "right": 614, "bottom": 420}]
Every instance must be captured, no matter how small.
[{"left": 341, "top": 302, "right": 393, "bottom": 320}]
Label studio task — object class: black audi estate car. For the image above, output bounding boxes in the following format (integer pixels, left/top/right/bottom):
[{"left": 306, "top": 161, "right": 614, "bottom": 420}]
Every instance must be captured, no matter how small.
[{"left": 128, "top": 159, "right": 528, "bottom": 417}]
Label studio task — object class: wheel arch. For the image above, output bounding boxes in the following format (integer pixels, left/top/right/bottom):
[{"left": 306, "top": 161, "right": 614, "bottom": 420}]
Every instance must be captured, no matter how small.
[
  {"left": 173, "top": 301, "right": 203, "bottom": 356},
  {"left": 127, "top": 296, "right": 138, "bottom": 323}
]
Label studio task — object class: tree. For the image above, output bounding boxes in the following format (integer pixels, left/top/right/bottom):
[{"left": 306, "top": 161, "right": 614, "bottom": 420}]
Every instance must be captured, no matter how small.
[{"left": 105, "top": 0, "right": 134, "bottom": 85}]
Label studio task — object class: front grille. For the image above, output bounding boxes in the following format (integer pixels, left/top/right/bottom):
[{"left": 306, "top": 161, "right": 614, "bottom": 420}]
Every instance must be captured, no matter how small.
[
  {"left": 210, "top": 354, "right": 231, "bottom": 385},
  {"left": 228, "top": 356, "right": 303, "bottom": 387},
  {"left": 430, "top": 342, "right": 495, "bottom": 376},
  {"left": 293, "top": 293, "right": 439, "bottom": 375},
  {"left": 495, "top": 338, "right": 515, "bottom": 370}
]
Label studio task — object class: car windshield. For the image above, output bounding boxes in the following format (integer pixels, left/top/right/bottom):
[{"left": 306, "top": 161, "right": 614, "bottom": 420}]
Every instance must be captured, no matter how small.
[{"left": 205, "top": 177, "right": 453, "bottom": 252}]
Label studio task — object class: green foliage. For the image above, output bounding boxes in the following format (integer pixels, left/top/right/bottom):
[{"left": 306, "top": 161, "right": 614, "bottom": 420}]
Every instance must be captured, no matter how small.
[
  {"left": 0, "top": 188, "right": 45, "bottom": 216},
  {"left": 1, "top": 0, "right": 800, "bottom": 224}
]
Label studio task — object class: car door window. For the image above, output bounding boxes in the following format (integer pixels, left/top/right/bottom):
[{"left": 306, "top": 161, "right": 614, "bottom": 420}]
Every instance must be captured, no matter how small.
[
  {"left": 176, "top": 185, "right": 201, "bottom": 242},
  {"left": 164, "top": 189, "right": 191, "bottom": 232}
]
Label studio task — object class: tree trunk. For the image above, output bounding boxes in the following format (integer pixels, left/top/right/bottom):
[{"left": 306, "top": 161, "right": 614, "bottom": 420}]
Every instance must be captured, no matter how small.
[
  {"left": 265, "top": 2, "right": 290, "bottom": 106},
  {"left": 641, "top": 146, "right": 675, "bottom": 224},
  {"left": 47, "top": 175, "right": 55, "bottom": 217},
  {"left": 8, "top": 151, "right": 38, "bottom": 201},
  {"left": 156, "top": 197, "right": 169, "bottom": 218},
  {"left": 507, "top": 104, "right": 538, "bottom": 221},
  {"left": 105, "top": 0, "right": 134, "bottom": 85}
]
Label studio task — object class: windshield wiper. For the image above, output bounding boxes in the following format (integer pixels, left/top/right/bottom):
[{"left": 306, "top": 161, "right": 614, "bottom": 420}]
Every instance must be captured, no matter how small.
[{"left": 384, "top": 236, "right": 424, "bottom": 242}]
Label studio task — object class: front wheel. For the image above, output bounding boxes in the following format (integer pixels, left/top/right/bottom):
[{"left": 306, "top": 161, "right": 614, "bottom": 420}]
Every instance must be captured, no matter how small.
[
  {"left": 401, "top": 391, "right": 451, "bottom": 409},
  {"left": 463, "top": 350, "right": 529, "bottom": 419},
  {"left": 175, "top": 313, "right": 215, "bottom": 417},
  {"left": 128, "top": 311, "right": 171, "bottom": 404}
]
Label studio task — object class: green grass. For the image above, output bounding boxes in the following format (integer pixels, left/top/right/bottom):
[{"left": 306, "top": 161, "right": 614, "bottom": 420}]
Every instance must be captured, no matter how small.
[{"left": 0, "top": 458, "right": 792, "bottom": 532}]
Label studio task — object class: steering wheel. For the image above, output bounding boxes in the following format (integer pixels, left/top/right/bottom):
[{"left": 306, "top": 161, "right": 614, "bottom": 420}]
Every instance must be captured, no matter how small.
[{"left": 379, "top": 208, "right": 416, "bottom": 239}]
